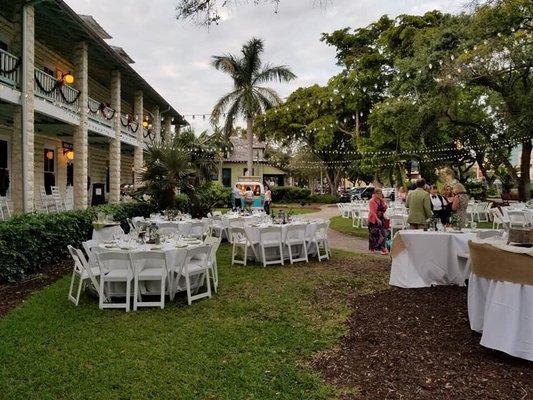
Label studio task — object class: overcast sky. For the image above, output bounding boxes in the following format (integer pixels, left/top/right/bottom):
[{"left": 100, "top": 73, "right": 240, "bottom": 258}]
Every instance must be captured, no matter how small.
[{"left": 65, "top": 0, "right": 466, "bottom": 133}]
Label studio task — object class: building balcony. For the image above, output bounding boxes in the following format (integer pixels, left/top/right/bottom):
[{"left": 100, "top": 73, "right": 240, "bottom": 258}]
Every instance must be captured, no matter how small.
[{"left": 0, "top": 49, "right": 142, "bottom": 147}]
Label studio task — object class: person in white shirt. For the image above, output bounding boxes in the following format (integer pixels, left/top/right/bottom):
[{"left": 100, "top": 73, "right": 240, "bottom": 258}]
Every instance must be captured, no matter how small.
[
  {"left": 244, "top": 186, "right": 254, "bottom": 210},
  {"left": 263, "top": 185, "right": 272, "bottom": 215},
  {"left": 233, "top": 184, "right": 242, "bottom": 211},
  {"left": 430, "top": 185, "right": 449, "bottom": 224}
]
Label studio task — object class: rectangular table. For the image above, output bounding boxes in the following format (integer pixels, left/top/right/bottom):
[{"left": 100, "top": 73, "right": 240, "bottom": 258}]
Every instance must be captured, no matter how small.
[{"left": 389, "top": 230, "right": 476, "bottom": 288}]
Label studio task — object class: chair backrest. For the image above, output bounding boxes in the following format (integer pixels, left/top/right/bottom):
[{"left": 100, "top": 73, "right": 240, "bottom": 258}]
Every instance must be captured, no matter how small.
[
  {"left": 96, "top": 251, "right": 132, "bottom": 275},
  {"left": 489, "top": 208, "right": 503, "bottom": 221},
  {"left": 285, "top": 224, "right": 307, "bottom": 241},
  {"left": 390, "top": 215, "right": 406, "bottom": 227},
  {"left": 184, "top": 244, "right": 211, "bottom": 269},
  {"left": 314, "top": 221, "right": 329, "bottom": 240},
  {"left": 204, "top": 236, "right": 222, "bottom": 262},
  {"left": 212, "top": 210, "right": 222, "bottom": 216},
  {"left": 190, "top": 221, "right": 207, "bottom": 236},
  {"left": 130, "top": 251, "right": 167, "bottom": 275},
  {"left": 508, "top": 211, "right": 527, "bottom": 223},
  {"left": 67, "top": 245, "right": 84, "bottom": 274},
  {"left": 229, "top": 226, "right": 248, "bottom": 243},
  {"left": 73, "top": 247, "right": 100, "bottom": 289},
  {"left": 82, "top": 239, "right": 100, "bottom": 265},
  {"left": 259, "top": 225, "right": 282, "bottom": 243},
  {"left": 229, "top": 217, "right": 244, "bottom": 229},
  {"left": 158, "top": 222, "right": 180, "bottom": 235}
]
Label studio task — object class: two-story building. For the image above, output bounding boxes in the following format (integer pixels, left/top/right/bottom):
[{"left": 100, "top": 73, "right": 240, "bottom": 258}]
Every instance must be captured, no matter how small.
[{"left": 0, "top": 0, "right": 185, "bottom": 213}]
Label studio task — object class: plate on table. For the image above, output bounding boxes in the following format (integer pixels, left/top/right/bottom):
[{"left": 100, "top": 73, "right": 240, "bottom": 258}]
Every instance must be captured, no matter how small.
[
  {"left": 150, "top": 245, "right": 162, "bottom": 250},
  {"left": 104, "top": 244, "right": 119, "bottom": 249}
]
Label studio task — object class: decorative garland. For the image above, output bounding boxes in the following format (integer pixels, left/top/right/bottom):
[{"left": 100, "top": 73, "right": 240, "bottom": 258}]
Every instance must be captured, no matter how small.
[
  {"left": 0, "top": 57, "right": 21, "bottom": 75},
  {"left": 34, "top": 72, "right": 81, "bottom": 105}
]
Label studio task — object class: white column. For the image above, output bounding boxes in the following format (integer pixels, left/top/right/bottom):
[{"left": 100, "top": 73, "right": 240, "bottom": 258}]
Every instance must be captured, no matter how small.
[
  {"left": 73, "top": 42, "right": 88, "bottom": 209},
  {"left": 163, "top": 116, "right": 172, "bottom": 143},
  {"left": 19, "top": 4, "right": 35, "bottom": 212},
  {"left": 133, "top": 90, "right": 143, "bottom": 188},
  {"left": 109, "top": 70, "right": 121, "bottom": 203},
  {"left": 152, "top": 106, "right": 160, "bottom": 143}
]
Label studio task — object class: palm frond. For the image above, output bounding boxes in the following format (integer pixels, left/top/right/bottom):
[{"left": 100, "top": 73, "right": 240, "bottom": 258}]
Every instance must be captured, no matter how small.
[
  {"left": 253, "top": 64, "right": 296, "bottom": 85},
  {"left": 241, "top": 37, "right": 264, "bottom": 82},
  {"left": 211, "top": 54, "right": 239, "bottom": 76},
  {"left": 210, "top": 89, "right": 242, "bottom": 124}
]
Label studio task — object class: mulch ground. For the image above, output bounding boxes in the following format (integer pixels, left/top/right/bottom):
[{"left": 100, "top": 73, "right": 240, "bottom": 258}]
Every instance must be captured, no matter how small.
[
  {"left": 313, "top": 285, "right": 533, "bottom": 399},
  {"left": 0, "top": 261, "right": 71, "bottom": 317}
]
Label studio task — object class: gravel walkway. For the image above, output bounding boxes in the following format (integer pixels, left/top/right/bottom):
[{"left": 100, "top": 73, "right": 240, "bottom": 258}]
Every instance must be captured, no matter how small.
[{"left": 302, "top": 205, "right": 369, "bottom": 253}]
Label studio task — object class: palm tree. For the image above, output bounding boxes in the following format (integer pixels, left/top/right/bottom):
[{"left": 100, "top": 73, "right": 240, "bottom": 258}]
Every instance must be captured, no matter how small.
[{"left": 211, "top": 37, "right": 295, "bottom": 176}]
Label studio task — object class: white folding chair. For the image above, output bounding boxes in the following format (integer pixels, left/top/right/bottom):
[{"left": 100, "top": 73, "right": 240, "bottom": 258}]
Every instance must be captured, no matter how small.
[
  {"left": 82, "top": 239, "right": 100, "bottom": 268},
  {"left": 64, "top": 186, "right": 74, "bottom": 211},
  {"left": 350, "top": 208, "right": 360, "bottom": 228},
  {"left": 389, "top": 215, "right": 406, "bottom": 237},
  {"left": 258, "top": 225, "right": 284, "bottom": 267},
  {"left": 310, "top": 221, "right": 330, "bottom": 261},
  {"left": 67, "top": 245, "right": 100, "bottom": 306},
  {"left": 182, "top": 244, "right": 212, "bottom": 305},
  {"left": 189, "top": 221, "right": 207, "bottom": 239},
  {"left": 359, "top": 210, "right": 369, "bottom": 228},
  {"left": 466, "top": 203, "right": 476, "bottom": 223},
  {"left": 130, "top": 251, "right": 167, "bottom": 310},
  {"left": 508, "top": 211, "right": 528, "bottom": 228},
  {"left": 208, "top": 215, "right": 226, "bottom": 238},
  {"left": 96, "top": 251, "right": 133, "bottom": 312},
  {"left": 51, "top": 186, "right": 65, "bottom": 212},
  {"left": 204, "top": 236, "right": 222, "bottom": 292},
  {"left": 229, "top": 227, "right": 254, "bottom": 266},
  {"left": 284, "top": 224, "right": 308, "bottom": 264},
  {"left": 489, "top": 208, "right": 505, "bottom": 229}
]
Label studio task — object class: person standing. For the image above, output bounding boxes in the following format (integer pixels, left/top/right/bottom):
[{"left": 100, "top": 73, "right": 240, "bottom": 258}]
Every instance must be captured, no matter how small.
[
  {"left": 244, "top": 186, "right": 254, "bottom": 211},
  {"left": 451, "top": 183, "right": 469, "bottom": 228},
  {"left": 263, "top": 185, "right": 272, "bottom": 215},
  {"left": 233, "top": 184, "right": 242, "bottom": 211},
  {"left": 406, "top": 178, "right": 432, "bottom": 229},
  {"left": 430, "top": 185, "right": 449, "bottom": 224},
  {"left": 368, "top": 188, "right": 389, "bottom": 255}
]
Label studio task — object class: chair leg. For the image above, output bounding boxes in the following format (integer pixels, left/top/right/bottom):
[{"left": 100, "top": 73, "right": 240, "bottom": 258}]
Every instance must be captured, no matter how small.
[
  {"left": 279, "top": 243, "right": 284, "bottom": 266},
  {"left": 288, "top": 243, "right": 293, "bottom": 264},
  {"left": 68, "top": 270, "right": 76, "bottom": 303},
  {"left": 75, "top": 276, "right": 84, "bottom": 306},
  {"left": 160, "top": 276, "right": 165, "bottom": 309},
  {"left": 205, "top": 268, "right": 212, "bottom": 299},
  {"left": 303, "top": 241, "right": 309, "bottom": 263},
  {"left": 185, "top": 273, "right": 192, "bottom": 306},
  {"left": 99, "top": 277, "right": 105, "bottom": 309},
  {"left": 315, "top": 239, "right": 322, "bottom": 261},
  {"left": 125, "top": 279, "right": 131, "bottom": 312},
  {"left": 133, "top": 276, "right": 139, "bottom": 311},
  {"left": 243, "top": 244, "right": 248, "bottom": 267}
]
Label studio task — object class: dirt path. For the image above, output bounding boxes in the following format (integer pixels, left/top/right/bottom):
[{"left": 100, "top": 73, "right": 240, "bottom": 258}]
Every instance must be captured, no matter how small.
[{"left": 302, "top": 204, "right": 369, "bottom": 253}]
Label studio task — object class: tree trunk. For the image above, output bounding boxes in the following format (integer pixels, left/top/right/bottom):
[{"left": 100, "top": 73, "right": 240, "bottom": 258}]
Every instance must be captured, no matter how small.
[
  {"left": 218, "top": 155, "right": 223, "bottom": 184},
  {"left": 518, "top": 139, "right": 532, "bottom": 201},
  {"left": 246, "top": 117, "right": 254, "bottom": 176}
]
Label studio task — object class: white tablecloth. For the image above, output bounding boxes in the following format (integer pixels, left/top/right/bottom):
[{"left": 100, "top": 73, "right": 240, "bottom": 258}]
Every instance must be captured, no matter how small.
[
  {"left": 92, "top": 225, "right": 124, "bottom": 243},
  {"left": 389, "top": 230, "right": 476, "bottom": 288},
  {"left": 467, "top": 240, "right": 533, "bottom": 361}
]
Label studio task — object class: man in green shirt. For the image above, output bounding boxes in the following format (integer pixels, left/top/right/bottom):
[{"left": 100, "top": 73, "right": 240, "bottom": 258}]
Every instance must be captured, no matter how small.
[{"left": 406, "top": 179, "right": 432, "bottom": 229}]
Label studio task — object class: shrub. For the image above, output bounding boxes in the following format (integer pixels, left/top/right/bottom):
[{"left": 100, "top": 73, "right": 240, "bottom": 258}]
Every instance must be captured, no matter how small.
[
  {"left": 0, "top": 202, "right": 156, "bottom": 283},
  {"left": 271, "top": 186, "right": 311, "bottom": 203},
  {"left": 172, "top": 183, "right": 231, "bottom": 218},
  {"left": 309, "top": 194, "right": 340, "bottom": 204}
]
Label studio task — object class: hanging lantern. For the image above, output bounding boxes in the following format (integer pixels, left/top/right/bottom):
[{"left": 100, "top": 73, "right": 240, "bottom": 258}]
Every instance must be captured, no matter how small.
[
  {"left": 65, "top": 150, "right": 75, "bottom": 161},
  {"left": 62, "top": 72, "right": 75, "bottom": 85},
  {"left": 142, "top": 120, "right": 149, "bottom": 129}
]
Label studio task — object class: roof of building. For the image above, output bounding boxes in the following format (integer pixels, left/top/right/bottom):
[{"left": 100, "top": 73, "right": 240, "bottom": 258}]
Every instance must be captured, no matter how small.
[
  {"left": 110, "top": 46, "right": 135, "bottom": 64},
  {"left": 0, "top": 1, "right": 186, "bottom": 125},
  {"left": 225, "top": 136, "right": 267, "bottom": 163}
]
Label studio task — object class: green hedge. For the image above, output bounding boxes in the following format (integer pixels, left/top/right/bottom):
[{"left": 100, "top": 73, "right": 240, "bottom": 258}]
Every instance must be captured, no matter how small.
[
  {"left": 309, "top": 194, "right": 340, "bottom": 204},
  {"left": 271, "top": 186, "right": 311, "bottom": 203},
  {"left": 0, "top": 202, "right": 156, "bottom": 283}
]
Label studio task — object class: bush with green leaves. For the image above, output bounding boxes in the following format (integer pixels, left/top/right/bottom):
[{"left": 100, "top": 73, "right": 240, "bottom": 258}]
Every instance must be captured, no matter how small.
[
  {"left": 309, "top": 194, "right": 340, "bottom": 204},
  {"left": 0, "top": 202, "right": 156, "bottom": 283},
  {"left": 271, "top": 186, "right": 311, "bottom": 203}
]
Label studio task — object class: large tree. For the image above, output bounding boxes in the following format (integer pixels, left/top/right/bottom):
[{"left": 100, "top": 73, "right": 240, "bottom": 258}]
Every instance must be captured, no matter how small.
[{"left": 210, "top": 37, "right": 295, "bottom": 176}]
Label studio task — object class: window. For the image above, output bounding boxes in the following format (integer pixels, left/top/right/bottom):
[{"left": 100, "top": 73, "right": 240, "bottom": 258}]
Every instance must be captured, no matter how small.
[
  {"left": 222, "top": 168, "right": 231, "bottom": 187},
  {"left": 0, "top": 40, "right": 8, "bottom": 52},
  {"left": 0, "top": 139, "right": 9, "bottom": 196},
  {"left": 67, "top": 163, "right": 74, "bottom": 187},
  {"left": 43, "top": 148, "right": 56, "bottom": 195}
]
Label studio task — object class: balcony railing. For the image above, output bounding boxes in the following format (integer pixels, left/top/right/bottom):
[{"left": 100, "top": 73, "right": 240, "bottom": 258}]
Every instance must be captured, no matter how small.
[
  {"left": 120, "top": 112, "right": 140, "bottom": 143},
  {"left": 0, "top": 49, "right": 20, "bottom": 87},
  {"left": 34, "top": 67, "right": 79, "bottom": 109},
  {"left": 88, "top": 97, "right": 115, "bottom": 129}
]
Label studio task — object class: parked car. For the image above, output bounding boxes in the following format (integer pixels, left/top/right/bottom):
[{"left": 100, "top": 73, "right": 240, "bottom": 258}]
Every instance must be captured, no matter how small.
[{"left": 351, "top": 186, "right": 375, "bottom": 200}]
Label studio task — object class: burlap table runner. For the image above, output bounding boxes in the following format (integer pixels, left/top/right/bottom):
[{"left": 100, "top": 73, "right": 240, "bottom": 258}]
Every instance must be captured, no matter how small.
[
  {"left": 92, "top": 221, "right": 121, "bottom": 230},
  {"left": 469, "top": 241, "right": 533, "bottom": 285},
  {"left": 391, "top": 232, "right": 407, "bottom": 258}
]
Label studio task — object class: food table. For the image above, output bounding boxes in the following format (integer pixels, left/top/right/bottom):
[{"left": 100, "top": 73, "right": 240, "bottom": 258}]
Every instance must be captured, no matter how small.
[
  {"left": 389, "top": 230, "right": 478, "bottom": 288},
  {"left": 467, "top": 239, "right": 533, "bottom": 361}
]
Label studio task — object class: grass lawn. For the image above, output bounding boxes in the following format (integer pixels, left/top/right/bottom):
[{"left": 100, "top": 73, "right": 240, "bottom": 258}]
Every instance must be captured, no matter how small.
[
  {"left": 0, "top": 246, "right": 388, "bottom": 399},
  {"left": 329, "top": 216, "right": 369, "bottom": 239}
]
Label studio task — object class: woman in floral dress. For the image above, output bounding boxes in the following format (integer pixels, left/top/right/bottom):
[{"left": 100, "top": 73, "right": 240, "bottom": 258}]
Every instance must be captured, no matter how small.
[{"left": 368, "top": 188, "right": 389, "bottom": 255}]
